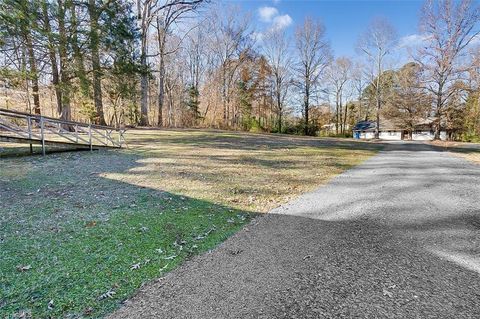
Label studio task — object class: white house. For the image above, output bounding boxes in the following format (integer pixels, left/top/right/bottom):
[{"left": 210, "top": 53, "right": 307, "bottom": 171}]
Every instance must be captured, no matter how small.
[{"left": 352, "top": 119, "right": 447, "bottom": 141}]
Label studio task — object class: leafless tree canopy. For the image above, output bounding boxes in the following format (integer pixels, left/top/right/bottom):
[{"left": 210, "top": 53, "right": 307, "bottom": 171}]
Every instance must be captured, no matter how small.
[
  {"left": 294, "top": 17, "right": 332, "bottom": 135},
  {"left": 357, "top": 17, "right": 398, "bottom": 138},
  {"left": 417, "top": 0, "right": 480, "bottom": 138},
  {"left": 0, "top": 0, "right": 479, "bottom": 139}
]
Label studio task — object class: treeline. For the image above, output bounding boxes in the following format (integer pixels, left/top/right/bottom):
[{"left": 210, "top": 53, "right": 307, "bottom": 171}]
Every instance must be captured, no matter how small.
[
  {"left": 0, "top": 0, "right": 479, "bottom": 140},
  {"left": 0, "top": 0, "right": 138, "bottom": 126}
]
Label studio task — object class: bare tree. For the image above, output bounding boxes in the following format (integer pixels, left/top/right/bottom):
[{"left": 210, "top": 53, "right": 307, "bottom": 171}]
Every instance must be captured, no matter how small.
[
  {"left": 327, "top": 57, "right": 352, "bottom": 134},
  {"left": 263, "top": 29, "right": 292, "bottom": 133},
  {"left": 41, "top": 1, "right": 62, "bottom": 115},
  {"left": 57, "top": 0, "right": 72, "bottom": 122},
  {"left": 357, "top": 17, "right": 397, "bottom": 138},
  {"left": 417, "top": 0, "right": 480, "bottom": 139},
  {"left": 155, "top": 1, "right": 204, "bottom": 127},
  {"left": 185, "top": 24, "right": 207, "bottom": 123},
  {"left": 351, "top": 61, "right": 369, "bottom": 121},
  {"left": 0, "top": 0, "right": 42, "bottom": 114},
  {"left": 208, "top": 5, "right": 253, "bottom": 127},
  {"left": 136, "top": 0, "right": 205, "bottom": 126},
  {"left": 295, "top": 17, "right": 331, "bottom": 135}
]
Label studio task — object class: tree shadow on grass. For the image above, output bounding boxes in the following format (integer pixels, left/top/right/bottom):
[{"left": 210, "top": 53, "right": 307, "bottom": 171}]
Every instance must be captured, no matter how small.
[
  {"left": 126, "top": 128, "right": 480, "bottom": 154},
  {"left": 127, "top": 130, "right": 385, "bottom": 152},
  {"left": 2, "top": 132, "right": 480, "bottom": 318},
  {"left": 0, "top": 149, "right": 257, "bottom": 318},
  {"left": 0, "top": 142, "right": 105, "bottom": 159}
]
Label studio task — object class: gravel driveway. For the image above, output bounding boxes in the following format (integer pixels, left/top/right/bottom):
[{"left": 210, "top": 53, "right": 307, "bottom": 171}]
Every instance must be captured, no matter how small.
[{"left": 110, "top": 142, "right": 480, "bottom": 319}]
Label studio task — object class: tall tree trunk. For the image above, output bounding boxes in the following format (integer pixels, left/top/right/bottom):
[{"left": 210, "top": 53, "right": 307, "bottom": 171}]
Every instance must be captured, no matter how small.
[
  {"left": 88, "top": 0, "right": 106, "bottom": 125},
  {"left": 20, "top": 49, "right": 32, "bottom": 112},
  {"left": 276, "top": 89, "right": 282, "bottom": 132},
  {"left": 16, "top": 0, "right": 40, "bottom": 114},
  {"left": 375, "top": 101, "right": 380, "bottom": 139},
  {"left": 335, "top": 103, "right": 339, "bottom": 135},
  {"left": 156, "top": 22, "right": 166, "bottom": 127},
  {"left": 375, "top": 56, "right": 381, "bottom": 139},
  {"left": 58, "top": 0, "right": 71, "bottom": 122},
  {"left": 137, "top": 0, "right": 149, "bottom": 126},
  {"left": 25, "top": 34, "right": 40, "bottom": 115},
  {"left": 157, "top": 59, "right": 165, "bottom": 126},
  {"left": 222, "top": 66, "right": 227, "bottom": 127},
  {"left": 434, "top": 84, "right": 444, "bottom": 140},
  {"left": 139, "top": 42, "right": 149, "bottom": 126},
  {"left": 71, "top": 2, "right": 90, "bottom": 100},
  {"left": 304, "top": 85, "right": 309, "bottom": 135},
  {"left": 42, "top": 1, "right": 62, "bottom": 115}
]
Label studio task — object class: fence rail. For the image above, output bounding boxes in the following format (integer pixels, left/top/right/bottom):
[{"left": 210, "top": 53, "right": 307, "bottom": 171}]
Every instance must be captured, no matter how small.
[{"left": 0, "top": 108, "right": 125, "bottom": 155}]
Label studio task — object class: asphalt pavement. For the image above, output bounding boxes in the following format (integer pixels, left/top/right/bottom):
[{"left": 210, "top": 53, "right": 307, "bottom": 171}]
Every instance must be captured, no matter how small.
[{"left": 110, "top": 142, "right": 480, "bottom": 319}]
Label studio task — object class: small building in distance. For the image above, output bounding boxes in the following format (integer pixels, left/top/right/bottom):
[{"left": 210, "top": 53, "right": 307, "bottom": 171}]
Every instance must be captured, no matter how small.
[
  {"left": 321, "top": 123, "right": 351, "bottom": 135},
  {"left": 352, "top": 118, "right": 447, "bottom": 141}
]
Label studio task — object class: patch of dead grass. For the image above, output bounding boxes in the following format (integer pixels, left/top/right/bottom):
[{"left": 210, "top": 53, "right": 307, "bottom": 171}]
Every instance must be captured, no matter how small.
[
  {"left": 427, "top": 140, "right": 480, "bottom": 166},
  {"left": 112, "top": 129, "right": 378, "bottom": 213},
  {"left": 453, "top": 152, "right": 480, "bottom": 165}
]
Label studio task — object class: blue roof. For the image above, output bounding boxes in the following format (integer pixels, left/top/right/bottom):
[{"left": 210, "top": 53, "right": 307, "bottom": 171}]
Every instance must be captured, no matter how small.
[{"left": 353, "top": 121, "right": 376, "bottom": 131}]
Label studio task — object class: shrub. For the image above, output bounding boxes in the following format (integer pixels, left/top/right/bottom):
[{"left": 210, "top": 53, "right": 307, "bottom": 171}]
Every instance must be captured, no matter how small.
[{"left": 248, "top": 118, "right": 264, "bottom": 133}]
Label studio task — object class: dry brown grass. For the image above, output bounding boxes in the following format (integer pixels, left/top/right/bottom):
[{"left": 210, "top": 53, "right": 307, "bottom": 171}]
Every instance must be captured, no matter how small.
[
  {"left": 453, "top": 152, "right": 480, "bottom": 165},
  {"left": 428, "top": 140, "right": 480, "bottom": 166},
  {"left": 105, "top": 129, "right": 380, "bottom": 213},
  {"left": 0, "top": 128, "right": 379, "bottom": 317}
]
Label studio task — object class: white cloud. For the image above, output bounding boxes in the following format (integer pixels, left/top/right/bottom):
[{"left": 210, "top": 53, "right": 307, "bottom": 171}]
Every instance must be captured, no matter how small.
[
  {"left": 399, "top": 33, "right": 480, "bottom": 49},
  {"left": 258, "top": 6, "right": 278, "bottom": 22},
  {"left": 470, "top": 34, "right": 480, "bottom": 45},
  {"left": 251, "top": 32, "right": 264, "bottom": 43},
  {"left": 271, "top": 14, "right": 293, "bottom": 31},
  {"left": 397, "top": 33, "right": 431, "bottom": 49},
  {"left": 257, "top": 6, "right": 292, "bottom": 34}
]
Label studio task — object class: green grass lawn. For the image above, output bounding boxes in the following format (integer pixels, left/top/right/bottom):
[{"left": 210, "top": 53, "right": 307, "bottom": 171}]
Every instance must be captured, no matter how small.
[{"left": 0, "top": 129, "right": 379, "bottom": 318}]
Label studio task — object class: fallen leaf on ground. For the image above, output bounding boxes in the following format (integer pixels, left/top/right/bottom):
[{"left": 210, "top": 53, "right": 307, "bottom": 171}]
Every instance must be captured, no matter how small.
[
  {"left": 130, "top": 263, "right": 141, "bottom": 270},
  {"left": 85, "top": 221, "right": 97, "bottom": 227},
  {"left": 163, "top": 255, "right": 177, "bottom": 260},
  {"left": 173, "top": 240, "right": 186, "bottom": 247},
  {"left": 83, "top": 307, "right": 94, "bottom": 316},
  {"left": 16, "top": 265, "right": 32, "bottom": 272},
  {"left": 14, "top": 310, "right": 31, "bottom": 319},
  {"left": 98, "top": 289, "right": 116, "bottom": 300},
  {"left": 159, "top": 264, "right": 169, "bottom": 272},
  {"left": 382, "top": 288, "right": 393, "bottom": 298}
]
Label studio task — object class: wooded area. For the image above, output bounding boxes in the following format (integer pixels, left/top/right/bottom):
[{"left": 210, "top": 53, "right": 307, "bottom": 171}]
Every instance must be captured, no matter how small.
[{"left": 0, "top": 0, "right": 479, "bottom": 140}]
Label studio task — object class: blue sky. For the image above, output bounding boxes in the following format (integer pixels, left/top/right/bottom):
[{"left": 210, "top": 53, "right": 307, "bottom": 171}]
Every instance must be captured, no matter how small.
[{"left": 226, "top": 0, "right": 424, "bottom": 59}]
